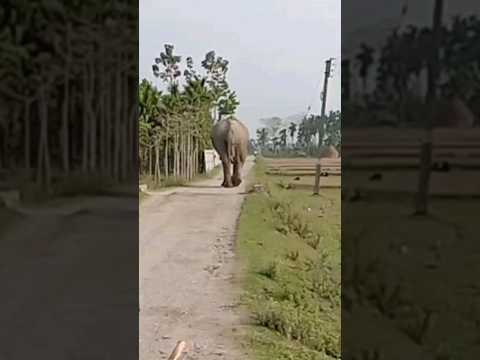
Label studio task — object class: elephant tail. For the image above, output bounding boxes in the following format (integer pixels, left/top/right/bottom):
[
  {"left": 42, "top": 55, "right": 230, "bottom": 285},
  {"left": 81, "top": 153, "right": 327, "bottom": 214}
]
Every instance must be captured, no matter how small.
[{"left": 226, "top": 126, "right": 236, "bottom": 164}]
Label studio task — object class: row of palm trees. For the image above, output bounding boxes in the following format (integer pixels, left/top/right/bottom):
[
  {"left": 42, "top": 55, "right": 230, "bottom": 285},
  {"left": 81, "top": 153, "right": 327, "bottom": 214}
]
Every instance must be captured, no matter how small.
[
  {"left": 0, "top": 1, "right": 137, "bottom": 192},
  {"left": 255, "top": 111, "right": 341, "bottom": 155},
  {"left": 139, "top": 45, "right": 239, "bottom": 185}
]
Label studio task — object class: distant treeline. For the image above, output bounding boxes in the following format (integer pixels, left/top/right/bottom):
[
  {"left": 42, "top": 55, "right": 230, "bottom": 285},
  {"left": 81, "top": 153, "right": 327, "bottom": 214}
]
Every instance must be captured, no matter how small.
[{"left": 254, "top": 111, "right": 341, "bottom": 156}]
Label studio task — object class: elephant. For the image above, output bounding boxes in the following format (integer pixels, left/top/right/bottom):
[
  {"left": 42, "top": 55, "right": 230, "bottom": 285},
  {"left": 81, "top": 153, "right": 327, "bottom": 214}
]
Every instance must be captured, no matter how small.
[{"left": 212, "top": 117, "right": 250, "bottom": 188}]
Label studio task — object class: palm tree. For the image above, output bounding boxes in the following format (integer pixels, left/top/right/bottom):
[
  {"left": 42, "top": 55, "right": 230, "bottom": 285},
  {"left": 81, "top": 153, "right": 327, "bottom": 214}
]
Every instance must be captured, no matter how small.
[
  {"left": 279, "top": 128, "right": 287, "bottom": 150},
  {"left": 271, "top": 136, "right": 280, "bottom": 153},
  {"left": 355, "top": 43, "right": 375, "bottom": 94},
  {"left": 288, "top": 122, "right": 297, "bottom": 147},
  {"left": 324, "top": 111, "right": 341, "bottom": 147},
  {"left": 256, "top": 128, "right": 268, "bottom": 150}
]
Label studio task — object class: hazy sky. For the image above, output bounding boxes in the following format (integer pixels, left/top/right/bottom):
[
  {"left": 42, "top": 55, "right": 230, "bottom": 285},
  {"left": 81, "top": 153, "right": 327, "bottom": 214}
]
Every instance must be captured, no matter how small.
[
  {"left": 139, "top": 0, "right": 341, "bottom": 134},
  {"left": 343, "top": 0, "right": 479, "bottom": 54}
]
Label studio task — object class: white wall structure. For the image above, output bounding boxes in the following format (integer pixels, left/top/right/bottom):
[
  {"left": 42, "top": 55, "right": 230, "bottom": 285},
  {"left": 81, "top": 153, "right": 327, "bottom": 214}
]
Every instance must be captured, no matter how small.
[{"left": 204, "top": 149, "right": 222, "bottom": 172}]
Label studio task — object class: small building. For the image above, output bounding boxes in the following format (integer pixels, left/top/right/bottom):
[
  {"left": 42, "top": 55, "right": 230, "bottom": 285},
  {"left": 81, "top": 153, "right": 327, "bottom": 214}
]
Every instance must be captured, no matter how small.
[{"left": 204, "top": 149, "right": 221, "bottom": 172}]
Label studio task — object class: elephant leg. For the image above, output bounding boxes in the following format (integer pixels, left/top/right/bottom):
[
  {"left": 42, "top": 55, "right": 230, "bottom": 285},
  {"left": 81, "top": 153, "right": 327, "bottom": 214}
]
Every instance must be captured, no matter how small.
[
  {"left": 222, "top": 158, "right": 233, "bottom": 187},
  {"left": 232, "top": 160, "right": 243, "bottom": 187}
]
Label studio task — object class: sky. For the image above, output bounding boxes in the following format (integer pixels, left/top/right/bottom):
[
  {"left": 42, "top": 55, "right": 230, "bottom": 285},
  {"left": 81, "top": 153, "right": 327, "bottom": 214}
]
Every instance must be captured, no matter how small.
[
  {"left": 343, "top": 0, "right": 479, "bottom": 57},
  {"left": 342, "top": 0, "right": 479, "bottom": 95},
  {"left": 139, "top": 0, "right": 341, "bottom": 134}
]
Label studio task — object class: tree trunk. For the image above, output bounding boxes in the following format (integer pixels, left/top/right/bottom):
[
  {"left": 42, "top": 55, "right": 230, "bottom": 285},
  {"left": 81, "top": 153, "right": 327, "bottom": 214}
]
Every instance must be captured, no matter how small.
[
  {"left": 187, "top": 133, "right": 192, "bottom": 180},
  {"left": 89, "top": 59, "right": 96, "bottom": 173},
  {"left": 37, "top": 84, "right": 51, "bottom": 191},
  {"left": 99, "top": 41, "right": 106, "bottom": 176},
  {"left": 82, "top": 64, "right": 89, "bottom": 174},
  {"left": 164, "top": 130, "right": 169, "bottom": 178},
  {"left": 121, "top": 119, "right": 128, "bottom": 181},
  {"left": 173, "top": 133, "right": 178, "bottom": 178},
  {"left": 120, "top": 70, "right": 128, "bottom": 181},
  {"left": 62, "top": 25, "right": 71, "bottom": 175},
  {"left": 106, "top": 73, "right": 113, "bottom": 176},
  {"left": 70, "top": 84, "right": 78, "bottom": 168},
  {"left": 155, "top": 142, "right": 160, "bottom": 185},
  {"left": 114, "top": 55, "right": 122, "bottom": 181},
  {"left": 24, "top": 99, "right": 31, "bottom": 175},
  {"left": 182, "top": 133, "right": 187, "bottom": 179},
  {"left": 148, "top": 145, "right": 152, "bottom": 177},
  {"left": 62, "top": 82, "right": 70, "bottom": 174}
]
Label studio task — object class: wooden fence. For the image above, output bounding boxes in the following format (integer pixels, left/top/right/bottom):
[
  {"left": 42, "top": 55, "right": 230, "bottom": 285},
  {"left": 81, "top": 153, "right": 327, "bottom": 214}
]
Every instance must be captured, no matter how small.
[
  {"left": 313, "top": 158, "right": 341, "bottom": 195},
  {"left": 342, "top": 128, "right": 480, "bottom": 169},
  {"left": 265, "top": 158, "right": 329, "bottom": 176},
  {"left": 264, "top": 157, "right": 341, "bottom": 193}
]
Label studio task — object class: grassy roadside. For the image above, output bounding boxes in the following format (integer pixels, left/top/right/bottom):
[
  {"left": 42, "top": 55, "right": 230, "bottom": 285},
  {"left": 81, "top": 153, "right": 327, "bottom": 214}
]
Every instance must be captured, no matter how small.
[{"left": 237, "top": 158, "right": 341, "bottom": 359}]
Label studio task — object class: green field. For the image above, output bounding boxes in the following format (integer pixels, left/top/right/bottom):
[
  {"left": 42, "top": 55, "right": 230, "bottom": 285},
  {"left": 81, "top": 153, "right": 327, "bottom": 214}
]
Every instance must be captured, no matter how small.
[
  {"left": 237, "top": 158, "right": 341, "bottom": 359},
  {"left": 342, "top": 172, "right": 480, "bottom": 359}
]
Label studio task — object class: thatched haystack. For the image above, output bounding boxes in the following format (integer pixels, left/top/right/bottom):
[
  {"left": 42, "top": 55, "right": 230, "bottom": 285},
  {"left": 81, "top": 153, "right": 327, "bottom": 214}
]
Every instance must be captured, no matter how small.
[{"left": 318, "top": 145, "right": 339, "bottom": 159}]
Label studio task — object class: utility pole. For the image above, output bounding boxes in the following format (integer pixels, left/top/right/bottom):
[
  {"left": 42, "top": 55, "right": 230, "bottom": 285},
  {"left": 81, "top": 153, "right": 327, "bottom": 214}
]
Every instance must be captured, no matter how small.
[
  {"left": 414, "top": 0, "right": 444, "bottom": 215},
  {"left": 318, "top": 58, "right": 334, "bottom": 149}
]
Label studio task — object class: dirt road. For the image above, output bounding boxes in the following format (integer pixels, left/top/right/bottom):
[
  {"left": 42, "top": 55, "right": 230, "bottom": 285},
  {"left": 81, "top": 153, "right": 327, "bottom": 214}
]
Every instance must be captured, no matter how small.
[
  {"left": 140, "top": 157, "right": 254, "bottom": 360},
  {"left": 0, "top": 197, "right": 138, "bottom": 359}
]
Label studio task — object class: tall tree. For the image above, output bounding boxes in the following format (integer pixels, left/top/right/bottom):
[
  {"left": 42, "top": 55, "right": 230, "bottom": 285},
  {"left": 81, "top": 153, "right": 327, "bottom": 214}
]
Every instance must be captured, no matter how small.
[
  {"left": 288, "top": 122, "right": 297, "bottom": 146},
  {"left": 201, "top": 51, "right": 238, "bottom": 121},
  {"left": 279, "top": 128, "right": 287, "bottom": 149},
  {"left": 324, "top": 111, "right": 341, "bottom": 148},
  {"left": 256, "top": 128, "right": 268, "bottom": 150},
  {"left": 355, "top": 43, "right": 375, "bottom": 94}
]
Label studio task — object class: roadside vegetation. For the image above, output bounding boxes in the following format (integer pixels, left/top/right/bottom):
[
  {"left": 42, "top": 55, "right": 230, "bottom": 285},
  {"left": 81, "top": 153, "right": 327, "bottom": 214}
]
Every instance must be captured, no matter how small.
[
  {"left": 0, "top": 2, "right": 137, "bottom": 202},
  {"left": 139, "top": 44, "right": 240, "bottom": 189},
  {"left": 237, "top": 158, "right": 340, "bottom": 359}
]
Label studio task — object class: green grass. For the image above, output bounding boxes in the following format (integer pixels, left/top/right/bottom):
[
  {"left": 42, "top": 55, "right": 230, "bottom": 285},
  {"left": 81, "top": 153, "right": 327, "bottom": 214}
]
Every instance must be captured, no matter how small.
[
  {"left": 342, "top": 193, "right": 480, "bottom": 359},
  {"left": 237, "top": 158, "right": 340, "bottom": 359}
]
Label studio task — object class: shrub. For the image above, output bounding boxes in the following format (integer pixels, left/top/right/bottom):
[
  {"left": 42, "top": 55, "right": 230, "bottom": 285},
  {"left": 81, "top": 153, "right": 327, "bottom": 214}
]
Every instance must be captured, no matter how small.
[
  {"left": 253, "top": 299, "right": 340, "bottom": 358},
  {"left": 286, "top": 250, "right": 300, "bottom": 262},
  {"left": 259, "top": 261, "right": 279, "bottom": 280},
  {"left": 307, "top": 233, "right": 322, "bottom": 250},
  {"left": 270, "top": 199, "right": 312, "bottom": 239}
]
